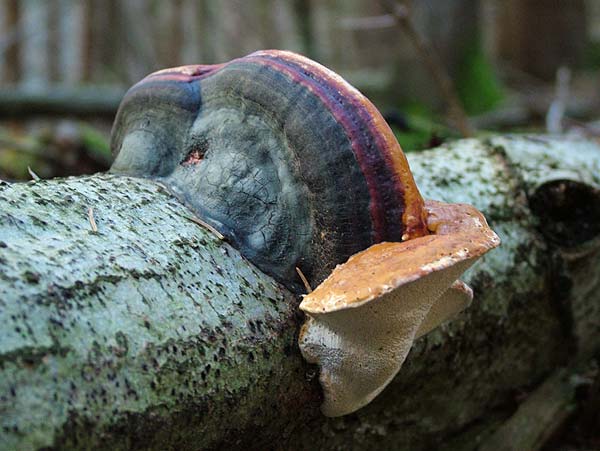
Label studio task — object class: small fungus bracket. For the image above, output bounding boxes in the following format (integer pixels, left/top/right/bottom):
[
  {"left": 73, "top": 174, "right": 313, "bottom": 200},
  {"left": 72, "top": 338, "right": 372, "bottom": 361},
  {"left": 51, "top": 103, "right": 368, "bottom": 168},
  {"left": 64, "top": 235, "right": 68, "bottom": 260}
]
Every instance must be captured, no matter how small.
[{"left": 299, "top": 200, "right": 500, "bottom": 417}]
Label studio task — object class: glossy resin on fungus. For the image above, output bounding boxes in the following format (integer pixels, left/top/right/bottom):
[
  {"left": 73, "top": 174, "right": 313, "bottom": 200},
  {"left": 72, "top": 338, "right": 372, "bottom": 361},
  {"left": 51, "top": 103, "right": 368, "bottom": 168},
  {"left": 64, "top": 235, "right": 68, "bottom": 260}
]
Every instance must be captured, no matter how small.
[{"left": 110, "top": 49, "right": 500, "bottom": 418}]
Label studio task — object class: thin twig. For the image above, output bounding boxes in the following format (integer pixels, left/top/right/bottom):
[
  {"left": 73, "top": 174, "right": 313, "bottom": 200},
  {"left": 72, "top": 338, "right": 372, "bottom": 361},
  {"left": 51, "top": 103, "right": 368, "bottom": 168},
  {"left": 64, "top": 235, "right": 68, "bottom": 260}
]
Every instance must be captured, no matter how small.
[
  {"left": 87, "top": 207, "right": 98, "bottom": 233},
  {"left": 185, "top": 216, "right": 225, "bottom": 241},
  {"left": 27, "top": 166, "right": 40, "bottom": 181},
  {"left": 380, "top": 0, "right": 473, "bottom": 137},
  {"left": 295, "top": 267, "right": 312, "bottom": 293}
]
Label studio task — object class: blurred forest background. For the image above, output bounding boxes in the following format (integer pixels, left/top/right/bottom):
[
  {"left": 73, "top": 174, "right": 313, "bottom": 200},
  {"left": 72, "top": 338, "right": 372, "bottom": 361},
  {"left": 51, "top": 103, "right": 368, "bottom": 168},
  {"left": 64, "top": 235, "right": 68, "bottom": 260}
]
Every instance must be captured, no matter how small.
[{"left": 0, "top": 0, "right": 598, "bottom": 181}]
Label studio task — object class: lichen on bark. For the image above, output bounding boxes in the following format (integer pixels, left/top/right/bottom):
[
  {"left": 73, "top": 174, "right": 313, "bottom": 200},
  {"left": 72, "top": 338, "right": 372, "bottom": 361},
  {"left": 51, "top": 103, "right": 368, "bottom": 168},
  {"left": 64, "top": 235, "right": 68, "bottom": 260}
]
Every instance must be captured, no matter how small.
[
  {"left": 0, "top": 136, "right": 599, "bottom": 450},
  {"left": 0, "top": 174, "right": 314, "bottom": 450}
]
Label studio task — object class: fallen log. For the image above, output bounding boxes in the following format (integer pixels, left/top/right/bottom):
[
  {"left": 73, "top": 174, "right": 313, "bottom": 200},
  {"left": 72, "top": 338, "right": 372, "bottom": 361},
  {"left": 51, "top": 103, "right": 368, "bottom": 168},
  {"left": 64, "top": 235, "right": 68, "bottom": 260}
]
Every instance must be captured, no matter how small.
[
  {"left": 0, "top": 87, "right": 125, "bottom": 118},
  {"left": 0, "top": 135, "right": 599, "bottom": 450}
]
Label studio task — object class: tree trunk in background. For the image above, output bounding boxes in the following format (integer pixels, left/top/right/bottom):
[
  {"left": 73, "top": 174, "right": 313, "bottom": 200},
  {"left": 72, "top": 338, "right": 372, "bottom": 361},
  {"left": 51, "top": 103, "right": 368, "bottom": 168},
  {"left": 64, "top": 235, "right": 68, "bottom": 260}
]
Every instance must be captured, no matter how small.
[
  {"left": 417, "top": 0, "right": 480, "bottom": 78},
  {"left": 180, "top": 0, "right": 201, "bottom": 65},
  {"left": 0, "top": 0, "right": 595, "bottom": 99},
  {"left": 498, "top": 0, "right": 587, "bottom": 80},
  {"left": 82, "top": 0, "right": 120, "bottom": 83},
  {"left": 1, "top": 136, "right": 599, "bottom": 450},
  {"left": 46, "top": 0, "right": 60, "bottom": 83},
  {"left": 329, "top": 0, "right": 484, "bottom": 110},
  {"left": 158, "top": 0, "right": 183, "bottom": 68},
  {"left": 58, "top": 0, "right": 85, "bottom": 85},
  {"left": 292, "top": 0, "right": 315, "bottom": 59},
  {"left": 21, "top": 0, "right": 48, "bottom": 90},
  {"left": 80, "top": 0, "right": 95, "bottom": 83},
  {"left": 119, "top": 0, "right": 161, "bottom": 83},
  {"left": 3, "top": 0, "right": 21, "bottom": 84}
]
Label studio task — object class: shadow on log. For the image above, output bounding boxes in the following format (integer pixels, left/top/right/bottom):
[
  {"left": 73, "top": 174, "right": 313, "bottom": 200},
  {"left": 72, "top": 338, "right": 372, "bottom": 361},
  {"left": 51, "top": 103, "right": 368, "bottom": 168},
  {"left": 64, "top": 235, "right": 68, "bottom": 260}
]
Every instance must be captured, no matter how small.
[{"left": 1, "top": 135, "right": 599, "bottom": 450}]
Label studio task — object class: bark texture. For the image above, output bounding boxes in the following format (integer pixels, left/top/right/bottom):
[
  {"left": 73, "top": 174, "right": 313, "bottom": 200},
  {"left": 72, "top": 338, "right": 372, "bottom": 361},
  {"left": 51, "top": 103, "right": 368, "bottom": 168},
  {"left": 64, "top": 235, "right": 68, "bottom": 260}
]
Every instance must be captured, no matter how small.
[{"left": 0, "top": 135, "right": 599, "bottom": 450}]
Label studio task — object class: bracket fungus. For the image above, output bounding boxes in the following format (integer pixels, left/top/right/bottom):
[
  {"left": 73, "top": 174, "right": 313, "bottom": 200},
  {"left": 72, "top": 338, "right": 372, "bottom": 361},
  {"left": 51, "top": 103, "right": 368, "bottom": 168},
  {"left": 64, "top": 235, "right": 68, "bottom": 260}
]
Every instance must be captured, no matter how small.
[
  {"left": 110, "top": 50, "right": 427, "bottom": 289},
  {"left": 300, "top": 201, "right": 500, "bottom": 416},
  {"left": 110, "top": 50, "right": 500, "bottom": 418}
]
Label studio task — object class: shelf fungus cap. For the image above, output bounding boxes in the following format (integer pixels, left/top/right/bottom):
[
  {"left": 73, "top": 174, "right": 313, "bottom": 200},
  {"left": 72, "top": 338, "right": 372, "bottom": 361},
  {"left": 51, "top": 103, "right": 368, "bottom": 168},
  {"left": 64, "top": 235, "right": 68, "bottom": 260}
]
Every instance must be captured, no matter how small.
[
  {"left": 299, "top": 200, "right": 500, "bottom": 417},
  {"left": 110, "top": 50, "right": 428, "bottom": 290}
]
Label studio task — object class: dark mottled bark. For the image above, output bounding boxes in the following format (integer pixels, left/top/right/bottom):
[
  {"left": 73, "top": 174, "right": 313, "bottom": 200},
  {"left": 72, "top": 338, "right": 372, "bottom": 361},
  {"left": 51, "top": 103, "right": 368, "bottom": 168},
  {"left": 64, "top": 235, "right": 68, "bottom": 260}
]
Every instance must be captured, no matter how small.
[{"left": 0, "top": 136, "right": 599, "bottom": 450}]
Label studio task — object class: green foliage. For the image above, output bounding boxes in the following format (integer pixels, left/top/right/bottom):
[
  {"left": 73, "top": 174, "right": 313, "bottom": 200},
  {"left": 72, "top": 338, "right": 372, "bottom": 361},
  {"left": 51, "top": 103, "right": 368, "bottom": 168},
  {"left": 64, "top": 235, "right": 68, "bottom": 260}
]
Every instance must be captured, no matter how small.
[
  {"left": 456, "top": 41, "right": 504, "bottom": 115},
  {"left": 584, "top": 42, "right": 600, "bottom": 69},
  {"left": 391, "top": 104, "right": 458, "bottom": 152},
  {"left": 0, "top": 129, "right": 48, "bottom": 180},
  {"left": 0, "top": 148, "right": 38, "bottom": 180},
  {"left": 0, "top": 123, "right": 111, "bottom": 181},
  {"left": 80, "top": 124, "right": 112, "bottom": 164}
]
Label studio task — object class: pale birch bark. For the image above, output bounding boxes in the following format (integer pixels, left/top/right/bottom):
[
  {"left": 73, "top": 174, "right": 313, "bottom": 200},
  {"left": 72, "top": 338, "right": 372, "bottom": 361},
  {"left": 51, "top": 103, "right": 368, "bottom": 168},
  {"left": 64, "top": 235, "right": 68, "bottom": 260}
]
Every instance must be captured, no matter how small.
[{"left": 0, "top": 136, "right": 599, "bottom": 450}]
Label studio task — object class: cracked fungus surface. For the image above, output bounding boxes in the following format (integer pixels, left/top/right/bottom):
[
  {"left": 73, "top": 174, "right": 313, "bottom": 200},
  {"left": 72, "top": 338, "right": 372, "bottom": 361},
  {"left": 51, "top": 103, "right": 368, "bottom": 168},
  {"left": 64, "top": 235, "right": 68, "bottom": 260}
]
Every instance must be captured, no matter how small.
[{"left": 0, "top": 174, "right": 300, "bottom": 450}]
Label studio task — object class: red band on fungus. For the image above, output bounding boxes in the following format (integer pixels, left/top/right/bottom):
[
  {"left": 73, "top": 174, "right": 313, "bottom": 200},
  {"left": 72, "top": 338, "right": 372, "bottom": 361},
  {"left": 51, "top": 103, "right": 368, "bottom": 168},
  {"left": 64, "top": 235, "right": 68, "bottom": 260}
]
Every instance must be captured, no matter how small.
[{"left": 137, "top": 51, "right": 427, "bottom": 243}]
